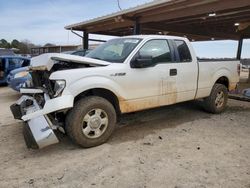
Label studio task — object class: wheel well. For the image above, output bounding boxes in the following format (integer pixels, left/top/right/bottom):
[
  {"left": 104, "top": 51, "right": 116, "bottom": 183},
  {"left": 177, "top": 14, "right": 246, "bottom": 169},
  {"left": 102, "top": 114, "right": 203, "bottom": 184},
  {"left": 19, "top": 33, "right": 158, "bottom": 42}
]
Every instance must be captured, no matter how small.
[
  {"left": 215, "top": 76, "right": 229, "bottom": 89},
  {"left": 74, "top": 88, "right": 121, "bottom": 114}
]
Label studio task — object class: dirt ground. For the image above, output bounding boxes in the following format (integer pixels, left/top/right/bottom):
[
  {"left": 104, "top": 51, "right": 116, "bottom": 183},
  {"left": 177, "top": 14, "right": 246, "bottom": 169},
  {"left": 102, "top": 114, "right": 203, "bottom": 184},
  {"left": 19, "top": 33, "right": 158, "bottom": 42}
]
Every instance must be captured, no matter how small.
[{"left": 0, "top": 86, "right": 250, "bottom": 188}]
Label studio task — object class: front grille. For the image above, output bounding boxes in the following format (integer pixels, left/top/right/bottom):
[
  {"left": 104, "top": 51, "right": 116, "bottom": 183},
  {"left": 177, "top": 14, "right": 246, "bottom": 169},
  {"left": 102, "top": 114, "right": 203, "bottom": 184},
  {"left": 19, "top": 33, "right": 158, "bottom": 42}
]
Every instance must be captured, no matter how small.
[
  {"left": 31, "top": 71, "right": 54, "bottom": 97},
  {"left": 31, "top": 71, "right": 42, "bottom": 87}
]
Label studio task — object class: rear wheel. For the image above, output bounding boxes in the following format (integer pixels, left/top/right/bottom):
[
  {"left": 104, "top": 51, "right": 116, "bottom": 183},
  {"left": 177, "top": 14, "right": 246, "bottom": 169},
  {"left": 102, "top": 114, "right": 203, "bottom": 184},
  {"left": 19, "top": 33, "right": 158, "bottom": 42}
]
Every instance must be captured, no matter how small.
[
  {"left": 203, "top": 83, "right": 228, "bottom": 114},
  {"left": 66, "top": 96, "right": 116, "bottom": 148}
]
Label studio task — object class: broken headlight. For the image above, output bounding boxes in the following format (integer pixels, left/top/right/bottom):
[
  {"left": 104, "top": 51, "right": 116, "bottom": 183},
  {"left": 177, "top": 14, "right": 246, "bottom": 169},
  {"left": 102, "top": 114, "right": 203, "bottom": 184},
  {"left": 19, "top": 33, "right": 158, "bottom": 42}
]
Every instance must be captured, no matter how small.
[
  {"left": 53, "top": 80, "right": 66, "bottom": 97},
  {"left": 14, "top": 71, "right": 29, "bottom": 79}
]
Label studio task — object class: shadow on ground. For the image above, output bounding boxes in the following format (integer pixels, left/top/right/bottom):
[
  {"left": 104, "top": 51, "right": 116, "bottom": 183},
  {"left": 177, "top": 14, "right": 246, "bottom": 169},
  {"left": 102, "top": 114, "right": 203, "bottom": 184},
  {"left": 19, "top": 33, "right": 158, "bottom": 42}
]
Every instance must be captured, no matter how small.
[
  {"left": 44, "top": 101, "right": 212, "bottom": 151},
  {"left": 6, "top": 98, "right": 250, "bottom": 156}
]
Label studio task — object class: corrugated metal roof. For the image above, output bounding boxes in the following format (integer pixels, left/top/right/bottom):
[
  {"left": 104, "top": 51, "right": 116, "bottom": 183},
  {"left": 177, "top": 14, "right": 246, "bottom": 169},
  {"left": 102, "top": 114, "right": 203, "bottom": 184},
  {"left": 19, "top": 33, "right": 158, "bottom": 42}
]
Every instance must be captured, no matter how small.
[{"left": 64, "top": 0, "right": 250, "bottom": 40}]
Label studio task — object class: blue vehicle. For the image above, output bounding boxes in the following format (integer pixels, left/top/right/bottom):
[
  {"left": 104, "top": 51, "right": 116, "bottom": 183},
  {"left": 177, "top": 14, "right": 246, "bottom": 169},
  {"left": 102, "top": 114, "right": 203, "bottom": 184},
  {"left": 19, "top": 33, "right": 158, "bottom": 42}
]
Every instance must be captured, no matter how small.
[
  {"left": 7, "top": 66, "right": 32, "bottom": 91},
  {"left": 0, "top": 56, "right": 30, "bottom": 85}
]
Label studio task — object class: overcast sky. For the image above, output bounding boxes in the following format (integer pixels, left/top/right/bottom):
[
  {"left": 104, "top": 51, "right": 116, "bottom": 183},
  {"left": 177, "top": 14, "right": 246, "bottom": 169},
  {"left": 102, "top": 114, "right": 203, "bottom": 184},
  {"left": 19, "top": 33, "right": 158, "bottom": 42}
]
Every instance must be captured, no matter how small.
[
  {"left": 0, "top": 0, "right": 152, "bottom": 45},
  {"left": 0, "top": 0, "right": 249, "bottom": 58}
]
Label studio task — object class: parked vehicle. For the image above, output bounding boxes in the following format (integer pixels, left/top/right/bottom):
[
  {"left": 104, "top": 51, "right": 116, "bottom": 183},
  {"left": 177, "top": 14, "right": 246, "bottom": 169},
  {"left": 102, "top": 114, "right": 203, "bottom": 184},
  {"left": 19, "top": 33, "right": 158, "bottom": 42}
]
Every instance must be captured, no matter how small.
[
  {"left": 6, "top": 50, "right": 92, "bottom": 91},
  {"left": 243, "top": 88, "right": 250, "bottom": 97},
  {"left": 0, "top": 56, "right": 30, "bottom": 85},
  {"left": 7, "top": 66, "right": 32, "bottom": 91},
  {"left": 241, "top": 59, "right": 250, "bottom": 69},
  {"left": 10, "top": 35, "right": 240, "bottom": 149}
]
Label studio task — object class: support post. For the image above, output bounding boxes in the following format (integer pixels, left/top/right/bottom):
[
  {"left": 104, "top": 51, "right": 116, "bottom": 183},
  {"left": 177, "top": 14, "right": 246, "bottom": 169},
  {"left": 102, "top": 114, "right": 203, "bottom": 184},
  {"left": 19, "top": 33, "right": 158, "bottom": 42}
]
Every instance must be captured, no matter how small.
[
  {"left": 236, "top": 37, "right": 243, "bottom": 60},
  {"left": 83, "top": 31, "right": 89, "bottom": 50},
  {"left": 237, "top": 37, "right": 250, "bottom": 83},
  {"left": 133, "top": 18, "right": 141, "bottom": 35},
  {"left": 248, "top": 68, "right": 250, "bottom": 83}
]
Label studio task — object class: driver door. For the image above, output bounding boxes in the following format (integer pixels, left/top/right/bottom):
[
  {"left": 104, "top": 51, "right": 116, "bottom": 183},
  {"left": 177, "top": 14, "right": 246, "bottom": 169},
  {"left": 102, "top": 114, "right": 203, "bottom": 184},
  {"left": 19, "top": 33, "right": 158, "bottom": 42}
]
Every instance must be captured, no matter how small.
[{"left": 118, "top": 39, "right": 175, "bottom": 113}]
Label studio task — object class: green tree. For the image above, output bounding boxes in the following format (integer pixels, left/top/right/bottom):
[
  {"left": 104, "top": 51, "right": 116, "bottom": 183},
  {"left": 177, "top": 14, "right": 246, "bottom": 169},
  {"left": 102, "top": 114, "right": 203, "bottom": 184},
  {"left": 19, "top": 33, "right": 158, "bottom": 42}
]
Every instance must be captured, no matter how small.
[
  {"left": 0, "top": 38, "right": 41, "bottom": 54},
  {"left": 44, "top": 43, "right": 55, "bottom": 47},
  {"left": 0, "top": 39, "right": 10, "bottom": 48},
  {"left": 18, "top": 42, "right": 29, "bottom": 54},
  {"left": 11, "top": 39, "right": 20, "bottom": 48}
]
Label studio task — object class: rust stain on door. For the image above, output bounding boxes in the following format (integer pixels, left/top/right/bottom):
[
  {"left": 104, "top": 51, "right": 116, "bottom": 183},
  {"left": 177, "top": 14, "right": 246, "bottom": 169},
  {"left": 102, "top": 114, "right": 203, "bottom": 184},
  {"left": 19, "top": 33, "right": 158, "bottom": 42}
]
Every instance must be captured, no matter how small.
[
  {"left": 160, "top": 80, "right": 177, "bottom": 105},
  {"left": 119, "top": 80, "right": 177, "bottom": 113}
]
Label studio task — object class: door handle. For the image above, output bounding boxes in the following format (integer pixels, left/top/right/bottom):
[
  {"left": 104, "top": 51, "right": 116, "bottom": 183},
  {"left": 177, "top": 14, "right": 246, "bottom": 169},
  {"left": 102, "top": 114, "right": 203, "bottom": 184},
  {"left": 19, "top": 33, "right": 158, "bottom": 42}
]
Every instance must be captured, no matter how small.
[{"left": 170, "top": 69, "right": 177, "bottom": 76}]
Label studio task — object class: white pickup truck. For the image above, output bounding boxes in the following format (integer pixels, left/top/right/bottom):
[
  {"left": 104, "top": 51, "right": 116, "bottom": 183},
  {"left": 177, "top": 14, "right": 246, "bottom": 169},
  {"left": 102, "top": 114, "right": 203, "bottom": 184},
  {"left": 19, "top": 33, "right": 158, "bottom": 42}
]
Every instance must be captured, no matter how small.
[{"left": 10, "top": 35, "right": 240, "bottom": 149}]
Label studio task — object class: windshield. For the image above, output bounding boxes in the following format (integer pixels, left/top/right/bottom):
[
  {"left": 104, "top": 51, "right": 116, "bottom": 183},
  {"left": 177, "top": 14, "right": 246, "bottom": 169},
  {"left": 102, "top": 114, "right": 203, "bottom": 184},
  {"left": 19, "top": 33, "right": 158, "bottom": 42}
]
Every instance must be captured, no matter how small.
[{"left": 86, "top": 38, "right": 141, "bottom": 63}]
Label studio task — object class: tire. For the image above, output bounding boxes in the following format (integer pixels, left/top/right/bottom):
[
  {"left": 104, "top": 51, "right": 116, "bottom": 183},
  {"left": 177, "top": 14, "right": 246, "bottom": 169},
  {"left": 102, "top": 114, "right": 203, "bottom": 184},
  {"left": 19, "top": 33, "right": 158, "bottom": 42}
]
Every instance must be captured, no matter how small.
[
  {"left": 203, "top": 83, "right": 228, "bottom": 114},
  {"left": 65, "top": 96, "right": 117, "bottom": 148}
]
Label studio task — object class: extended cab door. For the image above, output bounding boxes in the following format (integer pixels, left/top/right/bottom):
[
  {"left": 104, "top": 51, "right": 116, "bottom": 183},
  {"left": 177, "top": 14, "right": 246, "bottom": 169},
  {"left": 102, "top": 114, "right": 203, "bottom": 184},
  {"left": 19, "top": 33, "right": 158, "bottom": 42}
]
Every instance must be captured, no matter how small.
[
  {"left": 124, "top": 39, "right": 172, "bottom": 99},
  {"left": 162, "top": 39, "right": 198, "bottom": 103}
]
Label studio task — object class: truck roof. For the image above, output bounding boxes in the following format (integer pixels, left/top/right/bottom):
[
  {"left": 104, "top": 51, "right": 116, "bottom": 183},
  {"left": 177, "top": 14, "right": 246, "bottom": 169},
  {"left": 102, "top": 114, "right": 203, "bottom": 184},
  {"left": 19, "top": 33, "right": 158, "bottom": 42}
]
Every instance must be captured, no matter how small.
[{"left": 120, "top": 35, "right": 188, "bottom": 40}]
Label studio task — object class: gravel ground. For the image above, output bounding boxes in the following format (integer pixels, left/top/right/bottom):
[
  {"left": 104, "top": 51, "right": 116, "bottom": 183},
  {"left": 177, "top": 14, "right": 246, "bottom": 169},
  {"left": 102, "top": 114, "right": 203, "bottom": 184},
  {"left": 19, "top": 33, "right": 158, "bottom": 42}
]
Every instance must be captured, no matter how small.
[{"left": 0, "top": 86, "right": 249, "bottom": 188}]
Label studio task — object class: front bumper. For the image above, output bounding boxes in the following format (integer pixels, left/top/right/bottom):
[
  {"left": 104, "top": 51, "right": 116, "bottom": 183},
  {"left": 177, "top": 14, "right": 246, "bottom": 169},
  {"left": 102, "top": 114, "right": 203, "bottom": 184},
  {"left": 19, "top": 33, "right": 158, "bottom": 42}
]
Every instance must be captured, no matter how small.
[
  {"left": 23, "top": 115, "right": 59, "bottom": 149},
  {"left": 10, "top": 95, "right": 59, "bottom": 149},
  {"left": 10, "top": 94, "right": 74, "bottom": 149}
]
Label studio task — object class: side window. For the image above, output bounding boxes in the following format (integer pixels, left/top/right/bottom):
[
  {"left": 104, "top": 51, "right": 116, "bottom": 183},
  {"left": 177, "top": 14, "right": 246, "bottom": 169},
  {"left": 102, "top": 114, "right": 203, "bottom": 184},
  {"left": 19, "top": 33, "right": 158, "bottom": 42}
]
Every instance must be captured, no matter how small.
[
  {"left": 9, "top": 58, "right": 16, "bottom": 70},
  {"left": 174, "top": 40, "right": 192, "bottom": 62},
  {"left": 8, "top": 58, "right": 18, "bottom": 70},
  {"left": 138, "top": 40, "right": 172, "bottom": 64}
]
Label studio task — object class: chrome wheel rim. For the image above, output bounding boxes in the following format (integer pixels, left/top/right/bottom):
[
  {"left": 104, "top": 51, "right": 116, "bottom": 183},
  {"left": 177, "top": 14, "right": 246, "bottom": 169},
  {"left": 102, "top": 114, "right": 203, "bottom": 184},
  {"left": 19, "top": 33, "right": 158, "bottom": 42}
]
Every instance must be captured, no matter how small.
[
  {"left": 82, "top": 108, "right": 108, "bottom": 139},
  {"left": 215, "top": 91, "right": 225, "bottom": 108}
]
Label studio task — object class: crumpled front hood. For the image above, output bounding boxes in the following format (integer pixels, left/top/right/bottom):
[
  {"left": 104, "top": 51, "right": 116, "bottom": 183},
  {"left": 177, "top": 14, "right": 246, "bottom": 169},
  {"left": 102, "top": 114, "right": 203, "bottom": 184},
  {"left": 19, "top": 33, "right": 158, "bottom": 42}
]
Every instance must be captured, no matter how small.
[{"left": 30, "top": 53, "right": 111, "bottom": 71}]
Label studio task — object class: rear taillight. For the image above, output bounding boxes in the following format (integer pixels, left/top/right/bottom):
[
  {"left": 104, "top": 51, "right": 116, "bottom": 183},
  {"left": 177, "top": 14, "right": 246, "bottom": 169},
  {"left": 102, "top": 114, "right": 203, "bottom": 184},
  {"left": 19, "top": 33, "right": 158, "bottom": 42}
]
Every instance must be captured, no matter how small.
[{"left": 237, "top": 63, "right": 241, "bottom": 76}]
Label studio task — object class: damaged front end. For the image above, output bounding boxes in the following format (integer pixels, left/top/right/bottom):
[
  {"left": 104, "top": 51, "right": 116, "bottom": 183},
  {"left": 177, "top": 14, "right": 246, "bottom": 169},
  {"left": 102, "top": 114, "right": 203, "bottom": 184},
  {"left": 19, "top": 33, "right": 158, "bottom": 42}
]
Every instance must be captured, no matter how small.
[
  {"left": 10, "top": 81, "right": 74, "bottom": 149},
  {"left": 9, "top": 53, "right": 108, "bottom": 149},
  {"left": 10, "top": 66, "right": 71, "bottom": 149},
  {"left": 11, "top": 95, "right": 59, "bottom": 149}
]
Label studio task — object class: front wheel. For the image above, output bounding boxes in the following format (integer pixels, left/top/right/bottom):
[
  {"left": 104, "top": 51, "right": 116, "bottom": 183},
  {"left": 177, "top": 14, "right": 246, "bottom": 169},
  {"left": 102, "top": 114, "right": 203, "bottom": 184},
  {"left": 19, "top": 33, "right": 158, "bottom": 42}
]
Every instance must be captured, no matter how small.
[
  {"left": 66, "top": 96, "right": 117, "bottom": 148},
  {"left": 203, "top": 83, "right": 228, "bottom": 114}
]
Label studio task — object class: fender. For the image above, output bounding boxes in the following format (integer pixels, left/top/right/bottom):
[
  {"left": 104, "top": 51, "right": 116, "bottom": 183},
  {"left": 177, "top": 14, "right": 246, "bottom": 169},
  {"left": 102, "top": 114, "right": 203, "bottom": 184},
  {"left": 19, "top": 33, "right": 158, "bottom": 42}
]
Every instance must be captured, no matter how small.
[
  {"left": 196, "top": 62, "right": 237, "bottom": 99},
  {"left": 63, "top": 75, "right": 127, "bottom": 100},
  {"left": 211, "top": 67, "right": 231, "bottom": 90}
]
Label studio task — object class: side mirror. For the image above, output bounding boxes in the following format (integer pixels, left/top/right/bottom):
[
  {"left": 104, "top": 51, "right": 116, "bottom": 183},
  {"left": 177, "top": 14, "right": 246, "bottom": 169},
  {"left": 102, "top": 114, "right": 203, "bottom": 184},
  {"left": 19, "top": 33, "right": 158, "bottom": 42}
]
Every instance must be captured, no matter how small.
[{"left": 130, "top": 55, "right": 153, "bottom": 68}]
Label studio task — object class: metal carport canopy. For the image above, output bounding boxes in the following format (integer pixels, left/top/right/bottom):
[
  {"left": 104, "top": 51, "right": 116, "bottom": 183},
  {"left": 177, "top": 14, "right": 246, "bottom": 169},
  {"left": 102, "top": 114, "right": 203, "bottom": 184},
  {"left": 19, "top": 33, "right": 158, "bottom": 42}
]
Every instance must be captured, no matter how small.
[{"left": 65, "top": 0, "right": 250, "bottom": 41}]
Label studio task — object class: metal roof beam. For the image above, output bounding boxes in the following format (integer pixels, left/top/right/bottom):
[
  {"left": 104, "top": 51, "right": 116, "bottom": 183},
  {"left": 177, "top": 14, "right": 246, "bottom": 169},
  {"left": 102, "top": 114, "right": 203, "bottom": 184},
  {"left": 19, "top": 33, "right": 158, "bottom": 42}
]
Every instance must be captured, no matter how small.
[
  {"left": 144, "top": 23, "right": 239, "bottom": 40},
  {"left": 140, "top": 0, "right": 250, "bottom": 23}
]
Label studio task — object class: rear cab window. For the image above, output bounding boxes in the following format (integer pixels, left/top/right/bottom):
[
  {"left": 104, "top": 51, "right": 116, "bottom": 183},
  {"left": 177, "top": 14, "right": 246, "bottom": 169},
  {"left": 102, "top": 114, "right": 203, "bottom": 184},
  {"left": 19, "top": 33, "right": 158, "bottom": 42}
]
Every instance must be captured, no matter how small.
[{"left": 174, "top": 40, "right": 192, "bottom": 62}]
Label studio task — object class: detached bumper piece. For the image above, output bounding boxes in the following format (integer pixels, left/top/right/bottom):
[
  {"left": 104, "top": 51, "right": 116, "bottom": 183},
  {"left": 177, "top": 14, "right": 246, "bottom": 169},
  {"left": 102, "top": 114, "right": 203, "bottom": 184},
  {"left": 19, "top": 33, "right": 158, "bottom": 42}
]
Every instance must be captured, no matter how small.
[
  {"left": 24, "top": 115, "right": 59, "bottom": 149},
  {"left": 10, "top": 98, "right": 33, "bottom": 120},
  {"left": 10, "top": 95, "right": 59, "bottom": 149},
  {"left": 10, "top": 95, "right": 34, "bottom": 120}
]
